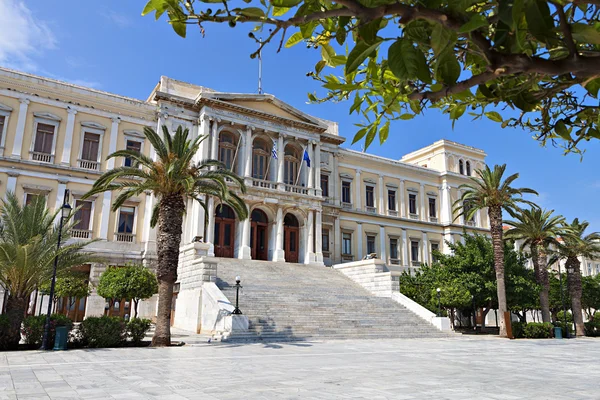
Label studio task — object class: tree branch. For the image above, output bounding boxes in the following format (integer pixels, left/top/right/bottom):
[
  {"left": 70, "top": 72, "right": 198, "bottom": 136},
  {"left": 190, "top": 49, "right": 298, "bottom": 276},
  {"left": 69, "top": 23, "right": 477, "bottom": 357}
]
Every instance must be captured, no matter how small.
[
  {"left": 408, "top": 71, "right": 497, "bottom": 102},
  {"left": 552, "top": 1, "right": 577, "bottom": 58}
]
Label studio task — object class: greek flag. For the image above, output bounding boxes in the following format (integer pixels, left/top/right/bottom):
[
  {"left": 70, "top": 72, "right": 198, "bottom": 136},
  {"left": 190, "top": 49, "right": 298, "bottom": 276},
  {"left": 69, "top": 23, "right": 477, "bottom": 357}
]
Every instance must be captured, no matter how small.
[
  {"left": 303, "top": 149, "right": 311, "bottom": 167},
  {"left": 271, "top": 139, "right": 278, "bottom": 159}
]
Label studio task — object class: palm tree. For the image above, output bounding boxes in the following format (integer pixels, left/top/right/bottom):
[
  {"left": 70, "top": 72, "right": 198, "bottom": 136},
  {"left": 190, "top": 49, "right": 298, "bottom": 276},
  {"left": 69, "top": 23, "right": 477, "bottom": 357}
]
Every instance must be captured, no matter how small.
[
  {"left": 0, "top": 193, "right": 95, "bottom": 350},
  {"left": 84, "top": 126, "right": 248, "bottom": 346},
  {"left": 454, "top": 164, "right": 537, "bottom": 337},
  {"left": 551, "top": 219, "right": 600, "bottom": 336},
  {"left": 504, "top": 208, "right": 565, "bottom": 323}
]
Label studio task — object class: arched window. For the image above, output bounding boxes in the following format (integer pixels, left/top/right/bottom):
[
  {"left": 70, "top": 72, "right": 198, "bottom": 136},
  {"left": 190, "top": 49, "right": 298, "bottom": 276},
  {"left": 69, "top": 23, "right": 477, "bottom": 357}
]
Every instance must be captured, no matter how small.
[
  {"left": 219, "top": 132, "right": 238, "bottom": 171},
  {"left": 252, "top": 138, "right": 270, "bottom": 180},
  {"left": 459, "top": 160, "right": 464, "bottom": 175},
  {"left": 284, "top": 213, "right": 299, "bottom": 227},
  {"left": 283, "top": 145, "right": 300, "bottom": 185},
  {"left": 251, "top": 209, "right": 268, "bottom": 223},
  {"left": 466, "top": 161, "right": 471, "bottom": 176},
  {"left": 215, "top": 204, "right": 236, "bottom": 219}
]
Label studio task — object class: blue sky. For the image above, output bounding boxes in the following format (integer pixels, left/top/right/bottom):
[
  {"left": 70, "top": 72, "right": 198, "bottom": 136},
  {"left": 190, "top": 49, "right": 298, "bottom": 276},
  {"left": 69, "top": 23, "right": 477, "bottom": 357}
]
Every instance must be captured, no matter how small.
[{"left": 1, "top": 0, "right": 599, "bottom": 231}]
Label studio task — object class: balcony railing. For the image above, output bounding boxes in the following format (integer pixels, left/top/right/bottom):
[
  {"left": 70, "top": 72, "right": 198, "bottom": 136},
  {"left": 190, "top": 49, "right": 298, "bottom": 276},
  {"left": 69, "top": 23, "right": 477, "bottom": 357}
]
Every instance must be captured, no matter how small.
[
  {"left": 388, "top": 210, "right": 398, "bottom": 217},
  {"left": 71, "top": 229, "right": 92, "bottom": 239},
  {"left": 409, "top": 213, "right": 419, "bottom": 220},
  {"left": 365, "top": 206, "right": 377, "bottom": 214},
  {"left": 251, "top": 178, "right": 277, "bottom": 190},
  {"left": 78, "top": 159, "right": 100, "bottom": 170},
  {"left": 429, "top": 216, "right": 438, "bottom": 223},
  {"left": 115, "top": 232, "right": 135, "bottom": 243},
  {"left": 30, "top": 151, "right": 53, "bottom": 163},
  {"left": 342, "top": 202, "right": 353, "bottom": 210},
  {"left": 411, "top": 261, "right": 421, "bottom": 267},
  {"left": 389, "top": 258, "right": 400, "bottom": 265},
  {"left": 284, "top": 184, "right": 308, "bottom": 195}
]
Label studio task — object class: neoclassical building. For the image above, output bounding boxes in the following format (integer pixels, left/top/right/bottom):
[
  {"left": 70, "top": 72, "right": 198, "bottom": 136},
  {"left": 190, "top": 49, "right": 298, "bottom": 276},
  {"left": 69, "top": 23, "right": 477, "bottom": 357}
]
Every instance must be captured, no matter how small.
[{"left": 0, "top": 67, "right": 490, "bottom": 323}]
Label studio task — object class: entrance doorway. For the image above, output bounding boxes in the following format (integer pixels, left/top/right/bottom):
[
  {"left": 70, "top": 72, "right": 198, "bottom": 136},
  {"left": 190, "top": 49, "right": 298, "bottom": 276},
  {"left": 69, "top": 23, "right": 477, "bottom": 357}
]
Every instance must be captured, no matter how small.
[
  {"left": 250, "top": 209, "right": 269, "bottom": 261},
  {"left": 214, "top": 204, "right": 236, "bottom": 258},
  {"left": 284, "top": 213, "right": 300, "bottom": 263}
]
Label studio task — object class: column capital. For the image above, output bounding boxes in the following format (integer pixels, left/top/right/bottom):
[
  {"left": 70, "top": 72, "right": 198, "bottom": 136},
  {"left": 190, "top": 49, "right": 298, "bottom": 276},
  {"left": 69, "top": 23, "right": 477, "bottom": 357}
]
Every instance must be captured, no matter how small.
[
  {"left": 67, "top": 107, "right": 78, "bottom": 115},
  {"left": 378, "top": 174, "right": 384, "bottom": 179},
  {"left": 58, "top": 178, "right": 69, "bottom": 185},
  {"left": 19, "top": 98, "right": 30, "bottom": 105},
  {"left": 111, "top": 116, "right": 121, "bottom": 124},
  {"left": 355, "top": 169, "right": 361, "bottom": 174},
  {"left": 7, "top": 171, "right": 19, "bottom": 177},
  {"left": 419, "top": 183, "right": 425, "bottom": 188}
]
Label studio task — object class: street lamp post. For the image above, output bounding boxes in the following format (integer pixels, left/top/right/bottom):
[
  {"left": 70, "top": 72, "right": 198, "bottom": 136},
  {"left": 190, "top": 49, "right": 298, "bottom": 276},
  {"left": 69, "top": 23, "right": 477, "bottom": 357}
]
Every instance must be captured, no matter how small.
[
  {"left": 567, "top": 266, "right": 575, "bottom": 337},
  {"left": 558, "top": 263, "right": 569, "bottom": 339},
  {"left": 436, "top": 287, "right": 441, "bottom": 317},
  {"left": 471, "top": 294, "right": 476, "bottom": 331},
  {"left": 232, "top": 276, "right": 243, "bottom": 315},
  {"left": 41, "top": 189, "right": 72, "bottom": 350}
]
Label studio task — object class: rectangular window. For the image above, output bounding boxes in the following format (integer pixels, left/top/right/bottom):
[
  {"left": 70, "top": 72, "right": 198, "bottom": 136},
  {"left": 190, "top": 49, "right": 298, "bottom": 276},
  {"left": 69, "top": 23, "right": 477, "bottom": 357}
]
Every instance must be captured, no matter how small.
[
  {"left": 366, "top": 235, "right": 376, "bottom": 255},
  {"left": 342, "top": 181, "right": 351, "bottom": 203},
  {"left": 429, "top": 198, "right": 437, "bottom": 218},
  {"left": 117, "top": 206, "right": 135, "bottom": 234},
  {"left": 321, "top": 174, "right": 329, "bottom": 197},
  {"left": 74, "top": 200, "right": 93, "bottom": 231},
  {"left": 0, "top": 116, "right": 5, "bottom": 144},
  {"left": 388, "top": 190, "right": 396, "bottom": 211},
  {"left": 322, "top": 230, "right": 330, "bottom": 252},
  {"left": 409, "top": 193, "right": 417, "bottom": 215},
  {"left": 389, "top": 238, "right": 398, "bottom": 260},
  {"left": 410, "top": 241, "right": 420, "bottom": 262},
  {"left": 365, "top": 186, "right": 375, "bottom": 208},
  {"left": 33, "top": 123, "right": 55, "bottom": 155},
  {"left": 81, "top": 132, "right": 100, "bottom": 161},
  {"left": 342, "top": 233, "right": 352, "bottom": 255},
  {"left": 124, "top": 140, "right": 142, "bottom": 167},
  {"left": 25, "top": 193, "right": 42, "bottom": 206},
  {"left": 431, "top": 242, "right": 439, "bottom": 263},
  {"left": 464, "top": 200, "right": 475, "bottom": 222},
  {"left": 588, "top": 262, "right": 593, "bottom": 275}
]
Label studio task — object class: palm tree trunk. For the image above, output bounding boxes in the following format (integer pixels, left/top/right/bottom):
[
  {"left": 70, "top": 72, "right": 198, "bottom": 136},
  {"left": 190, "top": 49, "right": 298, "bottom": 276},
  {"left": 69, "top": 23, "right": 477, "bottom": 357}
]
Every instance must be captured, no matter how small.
[
  {"left": 4, "top": 293, "right": 28, "bottom": 350},
  {"left": 152, "top": 193, "right": 185, "bottom": 347},
  {"left": 567, "top": 256, "right": 584, "bottom": 336},
  {"left": 531, "top": 246, "right": 551, "bottom": 323},
  {"left": 489, "top": 206, "right": 508, "bottom": 337}
]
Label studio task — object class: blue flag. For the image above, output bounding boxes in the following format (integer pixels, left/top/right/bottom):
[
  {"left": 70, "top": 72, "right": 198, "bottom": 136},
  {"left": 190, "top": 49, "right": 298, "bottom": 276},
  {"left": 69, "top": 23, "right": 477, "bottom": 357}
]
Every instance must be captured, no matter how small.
[
  {"left": 271, "top": 139, "right": 278, "bottom": 159},
  {"left": 303, "top": 149, "right": 311, "bottom": 167}
]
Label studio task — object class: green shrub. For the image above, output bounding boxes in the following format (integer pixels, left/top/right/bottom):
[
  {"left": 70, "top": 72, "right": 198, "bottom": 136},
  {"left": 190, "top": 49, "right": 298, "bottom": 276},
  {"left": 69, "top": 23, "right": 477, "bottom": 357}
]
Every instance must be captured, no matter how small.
[
  {"left": 557, "top": 310, "right": 573, "bottom": 323},
  {"left": 584, "top": 320, "right": 600, "bottom": 337},
  {"left": 127, "top": 318, "right": 152, "bottom": 345},
  {"left": 512, "top": 321, "right": 525, "bottom": 339},
  {"left": 21, "top": 314, "right": 73, "bottom": 346},
  {"left": 78, "top": 316, "right": 127, "bottom": 348},
  {"left": 523, "top": 322, "right": 554, "bottom": 339},
  {"left": 0, "top": 314, "right": 10, "bottom": 350}
]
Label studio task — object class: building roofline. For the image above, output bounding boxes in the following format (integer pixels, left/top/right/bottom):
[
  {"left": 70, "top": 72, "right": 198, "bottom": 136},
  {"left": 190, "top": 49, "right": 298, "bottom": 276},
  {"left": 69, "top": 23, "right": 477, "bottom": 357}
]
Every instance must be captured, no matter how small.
[{"left": 401, "top": 139, "right": 487, "bottom": 161}]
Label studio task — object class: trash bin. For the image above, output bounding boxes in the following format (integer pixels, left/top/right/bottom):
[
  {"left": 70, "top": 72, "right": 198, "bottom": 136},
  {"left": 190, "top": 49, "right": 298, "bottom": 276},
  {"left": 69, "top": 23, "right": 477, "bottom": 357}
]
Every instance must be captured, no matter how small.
[
  {"left": 554, "top": 326, "right": 563, "bottom": 339},
  {"left": 53, "top": 326, "right": 68, "bottom": 350}
]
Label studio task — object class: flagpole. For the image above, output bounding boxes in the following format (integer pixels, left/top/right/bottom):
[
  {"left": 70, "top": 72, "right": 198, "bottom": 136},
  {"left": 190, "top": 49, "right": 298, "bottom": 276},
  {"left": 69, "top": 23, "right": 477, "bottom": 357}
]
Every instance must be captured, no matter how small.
[
  {"left": 230, "top": 134, "right": 242, "bottom": 172},
  {"left": 294, "top": 144, "right": 306, "bottom": 186}
]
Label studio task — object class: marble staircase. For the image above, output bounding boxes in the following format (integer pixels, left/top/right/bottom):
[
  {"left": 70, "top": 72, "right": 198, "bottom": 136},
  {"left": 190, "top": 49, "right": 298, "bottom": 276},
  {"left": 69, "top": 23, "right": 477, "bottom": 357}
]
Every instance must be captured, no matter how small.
[{"left": 215, "top": 258, "right": 446, "bottom": 341}]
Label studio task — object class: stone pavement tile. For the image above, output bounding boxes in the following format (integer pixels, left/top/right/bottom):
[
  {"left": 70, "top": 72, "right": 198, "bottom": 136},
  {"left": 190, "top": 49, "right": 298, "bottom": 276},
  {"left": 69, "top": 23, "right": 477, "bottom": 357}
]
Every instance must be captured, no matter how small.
[{"left": 14, "top": 396, "right": 50, "bottom": 400}]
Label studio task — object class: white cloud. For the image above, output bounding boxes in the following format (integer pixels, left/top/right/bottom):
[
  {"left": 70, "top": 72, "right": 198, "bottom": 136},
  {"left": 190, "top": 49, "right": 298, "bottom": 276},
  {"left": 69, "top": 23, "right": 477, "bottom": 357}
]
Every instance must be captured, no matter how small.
[
  {"left": 0, "top": 0, "right": 57, "bottom": 71},
  {"left": 103, "top": 11, "right": 131, "bottom": 28}
]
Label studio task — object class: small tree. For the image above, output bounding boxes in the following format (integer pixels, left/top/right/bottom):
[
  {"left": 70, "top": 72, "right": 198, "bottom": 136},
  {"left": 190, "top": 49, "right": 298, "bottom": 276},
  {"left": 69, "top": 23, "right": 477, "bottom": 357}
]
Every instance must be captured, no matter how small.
[
  {"left": 96, "top": 265, "right": 158, "bottom": 318},
  {"left": 97, "top": 267, "right": 127, "bottom": 312},
  {"left": 40, "top": 271, "right": 91, "bottom": 315},
  {"left": 581, "top": 275, "right": 600, "bottom": 320}
]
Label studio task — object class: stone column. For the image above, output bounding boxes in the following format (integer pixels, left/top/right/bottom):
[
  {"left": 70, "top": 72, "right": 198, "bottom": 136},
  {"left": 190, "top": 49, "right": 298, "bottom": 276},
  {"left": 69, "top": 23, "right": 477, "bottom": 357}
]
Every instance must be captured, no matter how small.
[
  {"left": 305, "top": 210, "right": 315, "bottom": 264},
  {"left": 199, "top": 116, "right": 211, "bottom": 161},
  {"left": 399, "top": 179, "right": 406, "bottom": 218},
  {"left": 315, "top": 209, "right": 323, "bottom": 263},
  {"left": 441, "top": 181, "right": 452, "bottom": 224},
  {"left": 314, "top": 142, "right": 322, "bottom": 196},
  {"left": 333, "top": 153, "right": 340, "bottom": 206},
  {"left": 99, "top": 192, "right": 111, "bottom": 240},
  {"left": 355, "top": 169, "right": 362, "bottom": 210},
  {"left": 274, "top": 206, "right": 285, "bottom": 262},
  {"left": 356, "top": 222, "right": 363, "bottom": 260},
  {"left": 55, "top": 180, "right": 68, "bottom": 213},
  {"left": 378, "top": 175, "right": 385, "bottom": 214},
  {"left": 106, "top": 117, "right": 120, "bottom": 170},
  {"left": 142, "top": 192, "right": 156, "bottom": 255},
  {"left": 420, "top": 183, "right": 427, "bottom": 222},
  {"left": 277, "top": 134, "right": 285, "bottom": 189},
  {"left": 333, "top": 216, "right": 341, "bottom": 263},
  {"left": 6, "top": 173, "right": 18, "bottom": 197},
  {"left": 422, "top": 232, "right": 429, "bottom": 265},
  {"left": 206, "top": 197, "right": 215, "bottom": 256},
  {"left": 244, "top": 126, "right": 253, "bottom": 178},
  {"left": 443, "top": 232, "right": 455, "bottom": 254},
  {"left": 457, "top": 189, "right": 465, "bottom": 225},
  {"left": 307, "top": 143, "right": 314, "bottom": 195},
  {"left": 379, "top": 225, "right": 387, "bottom": 262},
  {"left": 401, "top": 229, "right": 409, "bottom": 266},
  {"left": 210, "top": 120, "right": 219, "bottom": 168},
  {"left": 152, "top": 113, "right": 168, "bottom": 161},
  {"left": 11, "top": 98, "right": 30, "bottom": 159},
  {"left": 60, "top": 108, "right": 78, "bottom": 166},
  {"left": 239, "top": 217, "right": 251, "bottom": 259}
]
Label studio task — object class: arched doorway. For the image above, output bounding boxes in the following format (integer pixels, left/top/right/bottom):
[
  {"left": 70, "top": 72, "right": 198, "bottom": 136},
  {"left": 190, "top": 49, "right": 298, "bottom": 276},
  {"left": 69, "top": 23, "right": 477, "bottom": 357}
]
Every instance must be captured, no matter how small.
[
  {"left": 214, "top": 204, "right": 236, "bottom": 258},
  {"left": 250, "top": 209, "right": 269, "bottom": 261},
  {"left": 284, "top": 213, "right": 300, "bottom": 263}
]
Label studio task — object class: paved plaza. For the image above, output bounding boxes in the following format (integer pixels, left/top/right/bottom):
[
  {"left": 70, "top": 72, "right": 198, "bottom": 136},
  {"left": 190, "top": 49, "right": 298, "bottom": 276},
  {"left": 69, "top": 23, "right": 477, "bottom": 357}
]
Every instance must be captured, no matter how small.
[{"left": 1, "top": 336, "right": 599, "bottom": 399}]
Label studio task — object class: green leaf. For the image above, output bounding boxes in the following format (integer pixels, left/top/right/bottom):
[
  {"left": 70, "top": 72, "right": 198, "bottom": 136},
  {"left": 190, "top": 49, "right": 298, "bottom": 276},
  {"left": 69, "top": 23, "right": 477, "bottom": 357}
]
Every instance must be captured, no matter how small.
[
  {"left": 300, "top": 21, "right": 318, "bottom": 38},
  {"left": 584, "top": 78, "right": 600, "bottom": 98},
  {"left": 170, "top": 21, "right": 187, "bottom": 38},
  {"left": 315, "top": 60, "right": 326, "bottom": 74},
  {"left": 272, "top": 6, "right": 290, "bottom": 16},
  {"left": 387, "top": 38, "right": 431, "bottom": 83},
  {"left": 450, "top": 104, "right": 466, "bottom": 120},
  {"left": 352, "top": 127, "right": 368, "bottom": 144},
  {"left": 588, "top": 128, "right": 600, "bottom": 139},
  {"left": 484, "top": 111, "right": 503, "bottom": 123},
  {"left": 239, "top": 7, "right": 265, "bottom": 17},
  {"left": 350, "top": 94, "right": 363, "bottom": 115},
  {"left": 458, "top": 14, "right": 488, "bottom": 33},
  {"left": 358, "top": 18, "right": 385, "bottom": 44},
  {"left": 571, "top": 23, "right": 600, "bottom": 45},
  {"left": 399, "top": 113, "right": 415, "bottom": 120},
  {"left": 431, "top": 24, "right": 456, "bottom": 57},
  {"left": 270, "top": 0, "right": 302, "bottom": 7},
  {"left": 285, "top": 31, "right": 303, "bottom": 48},
  {"left": 555, "top": 119, "right": 571, "bottom": 141},
  {"left": 141, "top": 0, "right": 160, "bottom": 16},
  {"left": 364, "top": 125, "right": 377, "bottom": 149},
  {"left": 434, "top": 51, "right": 460, "bottom": 85},
  {"left": 345, "top": 39, "right": 382, "bottom": 75},
  {"left": 525, "top": 0, "right": 554, "bottom": 42},
  {"left": 379, "top": 121, "right": 390, "bottom": 144}
]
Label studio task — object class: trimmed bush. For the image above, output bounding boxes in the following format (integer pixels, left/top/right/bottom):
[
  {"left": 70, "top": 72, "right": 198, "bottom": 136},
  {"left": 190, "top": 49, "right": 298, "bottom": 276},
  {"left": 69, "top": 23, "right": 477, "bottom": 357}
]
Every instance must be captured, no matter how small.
[
  {"left": 523, "top": 322, "right": 554, "bottom": 339},
  {"left": 0, "top": 314, "right": 10, "bottom": 350},
  {"left": 127, "top": 318, "right": 152, "bottom": 345},
  {"left": 78, "top": 316, "right": 127, "bottom": 348},
  {"left": 584, "top": 320, "right": 600, "bottom": 337},
  {"left": 21, "top": 314, "right": 73, "bottom": 346},
  {"left": 512, "top": 321, "right": 525, "bottom": 339}
]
